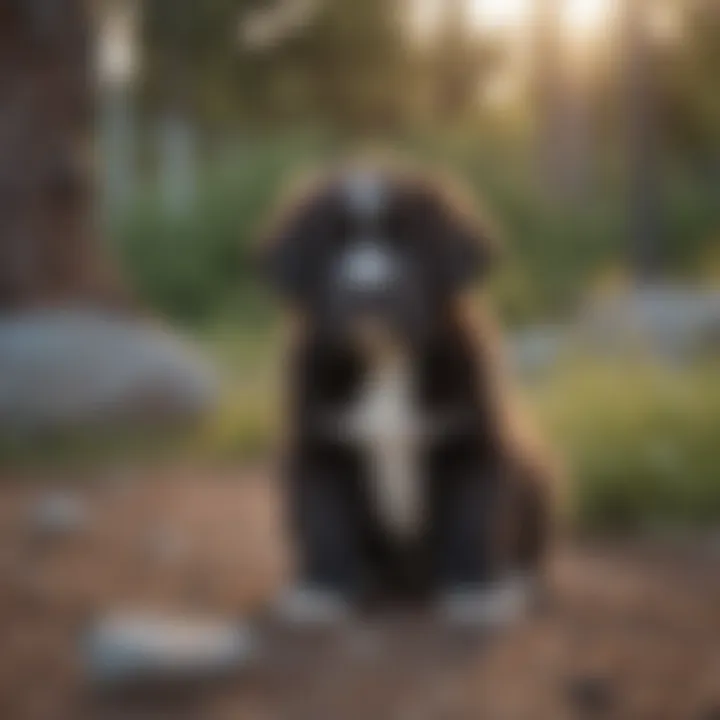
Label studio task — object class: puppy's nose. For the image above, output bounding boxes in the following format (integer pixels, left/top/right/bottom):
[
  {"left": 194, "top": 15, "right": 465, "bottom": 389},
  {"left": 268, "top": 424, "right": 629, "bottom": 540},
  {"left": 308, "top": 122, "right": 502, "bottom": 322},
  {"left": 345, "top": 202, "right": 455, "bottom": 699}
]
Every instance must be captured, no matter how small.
[{"left": 336, "top": 242, "right": 397, "bottom": 294}]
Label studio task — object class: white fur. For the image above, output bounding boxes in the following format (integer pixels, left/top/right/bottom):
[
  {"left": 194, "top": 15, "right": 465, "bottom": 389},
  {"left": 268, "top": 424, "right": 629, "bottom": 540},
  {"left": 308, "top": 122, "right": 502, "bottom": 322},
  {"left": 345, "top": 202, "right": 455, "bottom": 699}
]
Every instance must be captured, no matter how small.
[
  {"left": 345, "top": 352, "right": 424, "bottom": 539},
  {"left": 343, "top": 169, "right": 386, "bottom": 220},
  {"left": 337, "top": 169, "right": 422, "bottom": 538},
  {"left": 336, "top": 242, "right": 397, "bottom": 292},
  {"left": 439, "top": 574, "right": 534, "bottom": 628}
]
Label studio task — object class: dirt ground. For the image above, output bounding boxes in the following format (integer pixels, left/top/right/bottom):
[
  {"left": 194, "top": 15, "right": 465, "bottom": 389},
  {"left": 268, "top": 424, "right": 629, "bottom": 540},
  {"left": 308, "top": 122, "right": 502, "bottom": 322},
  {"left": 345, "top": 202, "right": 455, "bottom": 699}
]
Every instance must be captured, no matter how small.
[{"left": 0, "top": 464, "right": 718, "bottom": 720}]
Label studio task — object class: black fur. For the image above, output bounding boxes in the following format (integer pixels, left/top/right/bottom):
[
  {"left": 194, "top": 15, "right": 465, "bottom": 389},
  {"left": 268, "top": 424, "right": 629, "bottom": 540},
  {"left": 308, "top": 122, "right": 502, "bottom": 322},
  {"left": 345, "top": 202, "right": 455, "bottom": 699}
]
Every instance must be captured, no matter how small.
[{"left": 260, "top": 163, "right": 552, "bottom": 608}]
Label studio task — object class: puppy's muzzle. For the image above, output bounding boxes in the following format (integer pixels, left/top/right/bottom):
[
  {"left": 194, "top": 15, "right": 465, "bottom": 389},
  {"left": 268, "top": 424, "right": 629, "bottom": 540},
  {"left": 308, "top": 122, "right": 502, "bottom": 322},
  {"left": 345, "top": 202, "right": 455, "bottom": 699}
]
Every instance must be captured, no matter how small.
[
  {"left": 331, "top": 242, "right": 409, "bottom": 345},
  {"left": 336, "top": 241, "right": 398, "bottom": 294}
]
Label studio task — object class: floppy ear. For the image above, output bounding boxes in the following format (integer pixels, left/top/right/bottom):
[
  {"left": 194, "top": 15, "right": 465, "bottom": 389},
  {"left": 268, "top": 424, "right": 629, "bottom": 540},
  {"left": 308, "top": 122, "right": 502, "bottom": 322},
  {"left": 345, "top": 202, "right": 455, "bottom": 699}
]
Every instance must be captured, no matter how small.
[
  {"left": 419, "top": 179, "right": 502, "bottom": 293},
  {"left": 438, "top": 203, "right": 499, "bottom": 291},
  {"left": 256, "top": 192, "right": 322, "bottom": 302},
  {"left": 256, "top": 213, "right": 304, "bottom": 301}
]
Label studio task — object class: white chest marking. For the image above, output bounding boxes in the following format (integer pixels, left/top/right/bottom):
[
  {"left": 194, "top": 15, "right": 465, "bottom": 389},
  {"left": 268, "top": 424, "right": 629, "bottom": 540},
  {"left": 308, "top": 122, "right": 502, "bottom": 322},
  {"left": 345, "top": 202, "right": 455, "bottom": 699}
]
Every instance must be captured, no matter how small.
[{"left": 346, "top": 357, "right": 424, "bottom": 539}]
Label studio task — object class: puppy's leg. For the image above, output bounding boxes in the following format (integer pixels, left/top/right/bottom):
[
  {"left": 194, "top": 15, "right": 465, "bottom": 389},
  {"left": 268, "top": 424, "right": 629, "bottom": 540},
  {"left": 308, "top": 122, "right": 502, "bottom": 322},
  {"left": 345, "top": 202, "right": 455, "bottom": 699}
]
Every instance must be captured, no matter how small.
[
  {"left": 274, "top": 450, "right": 362, "bottom": 626},
  {"left": 510, "top": 468, "right": 552, "bottom": 612},
  {"left": 433, "top": 467, "right": 505, "bottom": 584},
  {"left": 434, "top": 467, "right": 531, "bottom": 627}
]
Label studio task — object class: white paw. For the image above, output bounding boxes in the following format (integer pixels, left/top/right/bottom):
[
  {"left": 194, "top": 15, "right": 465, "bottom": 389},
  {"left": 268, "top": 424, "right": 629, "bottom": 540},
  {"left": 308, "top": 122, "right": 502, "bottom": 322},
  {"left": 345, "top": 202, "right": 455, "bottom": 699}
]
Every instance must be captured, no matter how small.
[
  {"left": 272, "top": 586, "right": 351, "bottom": 627},
  {"left": 439, "top": 575, "right": 533, "bottom": 628}
]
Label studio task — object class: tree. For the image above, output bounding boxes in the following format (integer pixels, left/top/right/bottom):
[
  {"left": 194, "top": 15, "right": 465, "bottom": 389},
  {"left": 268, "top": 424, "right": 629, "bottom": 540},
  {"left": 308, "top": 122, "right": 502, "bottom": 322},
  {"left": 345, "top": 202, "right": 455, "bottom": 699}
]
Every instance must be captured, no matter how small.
[
  {"left": 623, "top": 0, "right": 664, "bottom": 280},
  {"left": 141, "top": 0, "right": 420, "bottom": 134},
  {"left": 531, "top": 0, "right": 561, "bottom": 186},
  {"left": 422, "top": 0, "right": 500, "bottom": 126},
  {"left": 659, "top": 0, "right": 720, "bottom": 164},
  {"left": 0, "top": 0, "right": 122, "bottom": 308}
]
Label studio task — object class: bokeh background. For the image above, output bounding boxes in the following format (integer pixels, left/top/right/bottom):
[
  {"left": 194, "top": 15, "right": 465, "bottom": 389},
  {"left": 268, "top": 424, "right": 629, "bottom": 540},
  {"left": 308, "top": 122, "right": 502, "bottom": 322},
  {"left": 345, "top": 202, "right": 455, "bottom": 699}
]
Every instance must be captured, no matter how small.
[
  {"left": 5, "top": 0, "right": 717, "bottom": 530},
  {"left": 0, "top": 1, "right": 719, "bottom": 717}
]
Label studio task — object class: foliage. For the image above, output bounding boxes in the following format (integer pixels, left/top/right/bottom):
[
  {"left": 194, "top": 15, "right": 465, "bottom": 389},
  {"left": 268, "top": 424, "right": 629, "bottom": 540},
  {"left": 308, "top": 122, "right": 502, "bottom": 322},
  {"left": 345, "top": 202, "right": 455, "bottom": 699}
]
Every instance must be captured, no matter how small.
[
  {"left": 133, "top": 0, "right": 720, "bottom": 290},
  {"left": 112, "top": 131, "right": 720, "bottom": 326},
  {"left": 531, "top": 359, "right": 720, "bottom": 531},
  {"left": 139, "top": 0, "right": 502, "bottom": 132},
  {"left": 113, "top": 134, "right": 329, "bottom": 324}
]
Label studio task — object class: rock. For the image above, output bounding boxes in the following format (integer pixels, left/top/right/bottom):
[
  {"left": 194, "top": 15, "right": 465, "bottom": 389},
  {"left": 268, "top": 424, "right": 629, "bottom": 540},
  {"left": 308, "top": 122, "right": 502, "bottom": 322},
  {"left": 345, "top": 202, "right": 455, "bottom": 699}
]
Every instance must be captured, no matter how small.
[
  {"left": 579, "top": 286, "right": 720, "bottom": 361},
  {"left": 29, "top": 492, "right": 87, "bottom": 538},
  {"left": 83, "top": 613, "right": 255, "bottom": 685},
  {"left": 0, "top": 309, "right": 218, "bottom": 431}
]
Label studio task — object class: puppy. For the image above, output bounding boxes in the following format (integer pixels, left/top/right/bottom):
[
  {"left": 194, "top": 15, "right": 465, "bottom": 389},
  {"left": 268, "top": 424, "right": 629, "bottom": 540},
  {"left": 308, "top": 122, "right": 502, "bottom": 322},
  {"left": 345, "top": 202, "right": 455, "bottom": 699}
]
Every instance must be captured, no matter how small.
[{"left": 259, "top": 161, "right": 553, "bottom": 627}]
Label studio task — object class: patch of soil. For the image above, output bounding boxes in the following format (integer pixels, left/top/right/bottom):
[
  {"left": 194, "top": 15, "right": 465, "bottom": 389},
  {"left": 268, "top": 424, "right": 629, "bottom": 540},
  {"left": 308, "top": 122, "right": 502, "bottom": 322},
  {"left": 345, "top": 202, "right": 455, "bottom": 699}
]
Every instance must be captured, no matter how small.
[{"left": 0, "top": 465, "right": 718, "bottom": 719}]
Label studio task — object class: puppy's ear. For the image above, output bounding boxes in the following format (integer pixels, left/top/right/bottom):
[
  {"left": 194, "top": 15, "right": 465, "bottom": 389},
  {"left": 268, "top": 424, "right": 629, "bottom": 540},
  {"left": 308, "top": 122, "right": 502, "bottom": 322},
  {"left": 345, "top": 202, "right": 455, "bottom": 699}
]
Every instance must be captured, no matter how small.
[
  {"left": 256, "top": 188, "right": 325, "bottom": 302},
  {"left": 256, "top": 211, "right": 305, "bottom": 301},
  {"left": 425, "top": 180, "right": 501, "bottom": 293}
]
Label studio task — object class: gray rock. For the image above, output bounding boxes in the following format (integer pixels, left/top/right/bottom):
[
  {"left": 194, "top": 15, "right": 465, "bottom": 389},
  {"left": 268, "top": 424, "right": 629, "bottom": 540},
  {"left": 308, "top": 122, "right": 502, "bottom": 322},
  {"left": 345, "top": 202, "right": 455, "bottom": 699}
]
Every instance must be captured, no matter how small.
[
  {"left": 579, "top": 286, "right": 720, "bottom": 360},
  {"left": 30, "top": 492, "right": 88, "bottom": 538},
  {"left": 0, "top": 309, "right": 218, "bottom": 430},
  {"left": 83, "top": 613, "right": 255, "bottom": 685}
]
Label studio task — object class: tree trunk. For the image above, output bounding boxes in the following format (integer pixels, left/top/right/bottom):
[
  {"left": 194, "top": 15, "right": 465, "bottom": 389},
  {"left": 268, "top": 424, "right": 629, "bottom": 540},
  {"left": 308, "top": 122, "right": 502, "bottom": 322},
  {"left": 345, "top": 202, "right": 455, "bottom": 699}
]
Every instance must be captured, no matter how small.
[
  {"left": 624, "top": 0, "right": 664, "bottom": 281},
  {"left": 532, "top": 0, "right": 565, "bottom": 194},
  {"left": 0, "top": 0, "right": 124, "bottom": 310},
  {"left": 531, "top": 0, "right": 594, "bottom": 200}
]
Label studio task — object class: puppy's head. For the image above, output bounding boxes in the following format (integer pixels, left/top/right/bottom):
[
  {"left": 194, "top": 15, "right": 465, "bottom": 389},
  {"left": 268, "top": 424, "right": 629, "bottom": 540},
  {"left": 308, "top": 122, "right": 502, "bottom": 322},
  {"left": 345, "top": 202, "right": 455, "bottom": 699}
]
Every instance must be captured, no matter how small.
[{"left": 259, "top": 162, "right": 499, "bottom": 350}]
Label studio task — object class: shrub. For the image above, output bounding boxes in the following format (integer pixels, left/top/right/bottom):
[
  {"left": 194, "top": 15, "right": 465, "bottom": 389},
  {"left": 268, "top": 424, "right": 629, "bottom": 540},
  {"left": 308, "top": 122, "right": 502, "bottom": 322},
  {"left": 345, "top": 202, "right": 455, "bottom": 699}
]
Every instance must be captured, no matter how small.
[
  {"left": 113, "top": 134, "right": 329, "bottom": 324},
  {"left": 113, "top": 132, "right": 719, "bottom": 328},
  {"left": 531, "top": 359, "right": 720, "bottom": 531}
]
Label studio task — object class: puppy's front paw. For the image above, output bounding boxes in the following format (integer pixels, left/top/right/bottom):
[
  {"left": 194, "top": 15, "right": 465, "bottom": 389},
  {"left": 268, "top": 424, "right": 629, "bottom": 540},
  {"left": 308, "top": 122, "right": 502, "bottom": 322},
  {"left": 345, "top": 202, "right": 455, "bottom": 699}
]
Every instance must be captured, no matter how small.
[
  {"left": 438, "top": 575, "right": 533, "bottom": 629},
  {"left": 271, "top": 586, "right": 351, "bottom": 628}
]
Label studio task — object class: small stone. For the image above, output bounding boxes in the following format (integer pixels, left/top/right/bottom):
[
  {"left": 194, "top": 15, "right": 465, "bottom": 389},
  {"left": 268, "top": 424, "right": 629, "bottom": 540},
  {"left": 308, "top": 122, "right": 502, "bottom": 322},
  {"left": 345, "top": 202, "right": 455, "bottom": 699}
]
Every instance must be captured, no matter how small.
[
  {"left": 83, "top": 612, "right": 255, "bottom": 685},
  {"left": 30, "top": 492, "right": 87, "bottom": 539}
]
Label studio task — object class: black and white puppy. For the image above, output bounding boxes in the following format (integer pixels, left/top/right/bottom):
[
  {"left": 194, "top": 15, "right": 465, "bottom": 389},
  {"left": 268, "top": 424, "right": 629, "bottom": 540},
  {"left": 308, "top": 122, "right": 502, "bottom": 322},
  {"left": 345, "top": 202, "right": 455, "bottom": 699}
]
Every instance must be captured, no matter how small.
[{"left": 259, "top": 162, "right": 552, "bottom": 626}]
